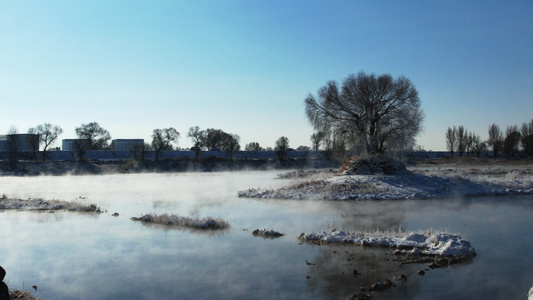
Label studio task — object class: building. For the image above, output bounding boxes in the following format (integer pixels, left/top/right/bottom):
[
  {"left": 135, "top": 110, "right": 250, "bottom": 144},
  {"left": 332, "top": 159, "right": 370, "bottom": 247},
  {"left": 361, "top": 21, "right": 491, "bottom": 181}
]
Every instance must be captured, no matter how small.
[{"left": 0, "top": 134, "right": 40, "bottom": 151}]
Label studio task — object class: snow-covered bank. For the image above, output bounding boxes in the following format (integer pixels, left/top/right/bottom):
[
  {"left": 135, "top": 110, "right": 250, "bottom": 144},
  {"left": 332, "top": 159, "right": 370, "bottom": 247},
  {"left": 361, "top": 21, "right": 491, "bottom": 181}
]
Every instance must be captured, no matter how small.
[
  {"left": 131, "top": 213, "right": 229, "bottom": 229},
  {"left": 299, "top": 228, "right": 476, "bottom": 258},
  {"left": 0, "top": 196, "right": 102, "bottom": 212},
  {"left": 238, "top": 167, "right": 533, "bottom": 200}
]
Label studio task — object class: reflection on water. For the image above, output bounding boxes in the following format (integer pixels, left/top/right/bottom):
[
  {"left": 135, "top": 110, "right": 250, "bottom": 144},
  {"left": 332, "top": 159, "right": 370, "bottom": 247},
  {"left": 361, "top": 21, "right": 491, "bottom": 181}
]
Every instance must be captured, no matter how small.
[{"left": 1, "top": 172, "right": 533, "bottom": 299}]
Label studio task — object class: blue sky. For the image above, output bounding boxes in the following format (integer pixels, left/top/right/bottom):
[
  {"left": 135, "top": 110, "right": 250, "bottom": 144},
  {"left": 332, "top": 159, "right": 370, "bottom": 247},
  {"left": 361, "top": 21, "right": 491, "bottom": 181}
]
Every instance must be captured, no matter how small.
[{"left": 1, "top": 1, "right": 532, "bottom": 151}]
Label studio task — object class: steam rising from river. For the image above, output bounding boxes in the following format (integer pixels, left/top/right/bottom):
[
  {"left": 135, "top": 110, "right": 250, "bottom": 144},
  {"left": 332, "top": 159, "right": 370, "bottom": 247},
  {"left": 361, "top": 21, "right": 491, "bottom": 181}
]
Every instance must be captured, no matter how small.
[
  {"left": 0, "top": 172, "right": 289, "bottom": 217},
  {"left": 1, "top": 172, "right": 533, "bottom": 299}
]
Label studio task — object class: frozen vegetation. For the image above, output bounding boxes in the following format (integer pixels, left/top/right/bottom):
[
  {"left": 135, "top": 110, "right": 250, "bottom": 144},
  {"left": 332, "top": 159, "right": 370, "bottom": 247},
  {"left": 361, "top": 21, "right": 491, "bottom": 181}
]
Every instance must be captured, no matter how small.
[
  {"left": 251, "top": 228, "right": 285, "bottom": 238},
  {"left": 238, "top": 157, "right": 533, "bottom": 200},
  {"left": 0, "top": 195, "right": 102, "bottom": 212},
  {"left": 299, "top": 227, "right": 476, "bottom": 258},
  {"left": 130, "top": 213, "right": 229, "bottom": 230},
  {"left": 9, "top": 289, "right": 41, "bottom": 300}
]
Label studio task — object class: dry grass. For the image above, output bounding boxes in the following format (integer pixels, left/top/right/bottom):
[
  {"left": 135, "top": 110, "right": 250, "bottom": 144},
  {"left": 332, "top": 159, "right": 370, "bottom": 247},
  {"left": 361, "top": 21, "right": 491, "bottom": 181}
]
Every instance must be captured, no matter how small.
[
  {"left": 321, "top": 222, "right": 448, "bottom": 239},
  {"left": 9, "top": 289, "right": 41, "bottom": 300},
  {"left": 131, "top": 213, "right": 230, "bottom": 229},
  {"left": 0, "top": 196, "right": 102, "bottom": 212},
  {"left": 324, "top": 181, "right": 386, "bottom": 196},
  {"left": 251, "top": 228, "right": 285, "bottom": 238}
]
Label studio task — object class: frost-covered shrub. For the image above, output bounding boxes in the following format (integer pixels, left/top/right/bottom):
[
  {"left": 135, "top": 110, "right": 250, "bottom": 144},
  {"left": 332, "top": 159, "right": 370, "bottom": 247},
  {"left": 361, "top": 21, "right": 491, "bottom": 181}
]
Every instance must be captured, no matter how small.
[
  {"left": 298, "top": 227, "right": 476, "bottom": 258},
  {"left": 341, "top": 156, "right": 410, "bottom": 175},
  {"left": 251, "top": 228, "right": 285, "bottom": 238},
  {"left": 0, "top": 197, "right": 102, "bottom": 212},
  {"left": 131, "top": 213, "right": 229, "bottom": 229}
]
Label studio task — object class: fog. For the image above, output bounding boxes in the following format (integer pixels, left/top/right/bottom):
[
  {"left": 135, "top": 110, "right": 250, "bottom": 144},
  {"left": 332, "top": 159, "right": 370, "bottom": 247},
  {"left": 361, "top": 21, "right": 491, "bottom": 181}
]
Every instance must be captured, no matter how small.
[{"left": 1, "top": 172, "right": 533, "bottom": 299}]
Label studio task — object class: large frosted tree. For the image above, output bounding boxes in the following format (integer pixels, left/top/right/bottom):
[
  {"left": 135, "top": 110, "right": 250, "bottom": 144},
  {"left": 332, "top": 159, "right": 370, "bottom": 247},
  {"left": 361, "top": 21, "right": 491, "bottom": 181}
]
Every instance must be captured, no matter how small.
[{"left": 305, "top": 72, "right": 424, "bottom": 156}]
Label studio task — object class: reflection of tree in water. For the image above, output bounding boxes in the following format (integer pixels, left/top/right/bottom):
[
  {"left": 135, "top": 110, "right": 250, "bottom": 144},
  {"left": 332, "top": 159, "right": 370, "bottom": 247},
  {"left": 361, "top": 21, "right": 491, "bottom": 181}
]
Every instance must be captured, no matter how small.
[
  {"left": 33, "top": 211, "right": 66, "bottom": 223},
  {"left": 30, "top": 210, "right": 101, "bottom": 223},
  {"left": 331, "top": 201, "right": 408, "bottom": 232},
  {"left": 305, "top": 244, "right": 423, "bottom": 299},
  {"left": 134, "top": 221, "right": 229, "bottom": 237}
]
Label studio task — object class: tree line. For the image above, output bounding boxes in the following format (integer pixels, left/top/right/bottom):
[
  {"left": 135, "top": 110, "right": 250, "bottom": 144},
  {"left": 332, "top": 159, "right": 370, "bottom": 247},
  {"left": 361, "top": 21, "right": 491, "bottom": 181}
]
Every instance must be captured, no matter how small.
[
  {"left": 5, "top": 122, "right": 312, "bottom": 163},
  {"left": 445, "top": 119, "right": 533, "bottom": 158},
  {"left": 6, "top": 70, "right": 428, "bottom": 165}
]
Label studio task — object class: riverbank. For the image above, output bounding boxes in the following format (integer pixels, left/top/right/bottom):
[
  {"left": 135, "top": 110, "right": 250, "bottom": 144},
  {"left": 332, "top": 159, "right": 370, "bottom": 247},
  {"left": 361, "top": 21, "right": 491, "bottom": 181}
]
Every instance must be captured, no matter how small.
[{"left": 239, "top": 157, "right": 533, "bottom": 200}]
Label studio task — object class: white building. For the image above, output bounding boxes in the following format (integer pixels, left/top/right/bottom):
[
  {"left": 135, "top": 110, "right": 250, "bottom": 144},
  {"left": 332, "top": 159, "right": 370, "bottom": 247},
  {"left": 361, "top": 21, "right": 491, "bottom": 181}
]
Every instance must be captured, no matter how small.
[{"left": 0, "top": 134, "right": 40, "bottom": 151}]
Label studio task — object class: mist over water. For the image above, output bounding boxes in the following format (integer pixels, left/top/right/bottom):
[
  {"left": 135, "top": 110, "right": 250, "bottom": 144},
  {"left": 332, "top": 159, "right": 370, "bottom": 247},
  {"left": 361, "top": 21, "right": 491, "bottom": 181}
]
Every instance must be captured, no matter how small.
[{"left": 1, "top": 171, "right": 533, "bottom": 299}]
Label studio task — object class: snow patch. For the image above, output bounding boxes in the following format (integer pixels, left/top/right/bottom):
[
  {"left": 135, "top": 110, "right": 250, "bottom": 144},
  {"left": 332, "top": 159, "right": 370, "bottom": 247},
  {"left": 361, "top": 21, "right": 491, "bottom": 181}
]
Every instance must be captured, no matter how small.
[
  {"left": 238, "top": 167, "right": 533, "bottom": 200},
  {"left": 298, "top": 229, "right": 476, "bottom": 258}
]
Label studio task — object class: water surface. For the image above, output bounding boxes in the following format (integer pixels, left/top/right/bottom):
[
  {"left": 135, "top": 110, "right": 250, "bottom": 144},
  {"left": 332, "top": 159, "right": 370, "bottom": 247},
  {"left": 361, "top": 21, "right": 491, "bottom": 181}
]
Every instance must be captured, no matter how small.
[{"left": 1, "top": 171, "right": 532, "bottom": 299}]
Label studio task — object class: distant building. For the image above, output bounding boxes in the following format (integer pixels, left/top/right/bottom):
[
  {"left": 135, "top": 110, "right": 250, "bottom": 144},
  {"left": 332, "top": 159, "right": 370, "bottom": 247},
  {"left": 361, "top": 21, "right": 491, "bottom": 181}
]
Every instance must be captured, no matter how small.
[
  {"left": 62, "top": 139, "right": 91, "bottom": 151},
  {"left": 0, "top": 134, "right": 40, "bottom": 151},
  {"left": 110, "top": 139, "right": 144, "bottom": 151}
]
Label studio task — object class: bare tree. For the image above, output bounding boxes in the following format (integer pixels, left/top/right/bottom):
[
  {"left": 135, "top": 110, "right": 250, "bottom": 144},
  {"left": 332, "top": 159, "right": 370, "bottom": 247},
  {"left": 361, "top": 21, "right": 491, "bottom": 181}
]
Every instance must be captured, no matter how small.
[
  {"left": 487, "top": 123, "right": 503, "bottom": 157},
  {"left": 275, "top": 136, "right": 289, "bottom": 160},
  {"left": 131, "top": 143, "right": 151, "bottom": 161},
  {"left": 29, "top": 123, "right": 63, "bottom": 160},
  {"left": 151, "top": 128, "right": 180, "bottom": 161},
  {"left": 201, "top": 128, "right": 225, "bottom": 150},
  {"left": 73, "top": 139, "right": 91, "bottom": 161},
  {"left": 520, "top": 119, "right": 533, "bottom": 157},
  {"left": 198, "top": 128, "right": 240, "bottom": 157},
  {"left": 455, "top": 126, "right": 468, "bottom": 156},
  {"left": 187, "top": 126, "right": 205, "bottom": 160},
  {"left": 75, "top": 122, "right": 111, "bottom": 150},
  {"left": 310, "top": 131, "right": 326, "bottom": 152},
  {"left": 466, "top": 132, "right": 474, "bottom": 156},
  {"left": 503, "top": 125, "right": 521, "bottom": 158},
  {"left": 26, "top": 128, "right": 40, "bottom": 161},
  {"left": 245, "top": 142, "right": 262, "bottom": 152},
  {"left": 220, "top": 133, "right": 240, "bottom": 159},
  {"left": 445, "top": 126, "right": 457, "bottom": 157},
  {"left": 468, "top": 133, "right": 486, "bottom": 157},
  {"left": 305, "top": 72, "right": 424, "bottom": 157}
]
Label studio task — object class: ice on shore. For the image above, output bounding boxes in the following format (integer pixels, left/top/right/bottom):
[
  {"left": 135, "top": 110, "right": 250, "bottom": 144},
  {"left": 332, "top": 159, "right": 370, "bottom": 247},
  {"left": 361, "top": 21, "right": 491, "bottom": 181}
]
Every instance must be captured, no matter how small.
[
  {"left": 299, "top": 228, "right": 476, "bottom": 258},
  {"left": 238, "top": 169, "right": 533, "bottom": 200},
  {"left": 0, "top": 197, "right": 102, "bottom": 212}
]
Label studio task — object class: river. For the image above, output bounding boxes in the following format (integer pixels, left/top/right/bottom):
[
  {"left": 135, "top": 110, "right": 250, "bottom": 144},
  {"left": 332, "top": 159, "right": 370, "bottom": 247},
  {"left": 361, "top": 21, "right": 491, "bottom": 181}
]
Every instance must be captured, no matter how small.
[{"left": 1, "top": 171, "right": 532, "bottom": 299}]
